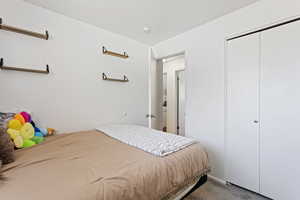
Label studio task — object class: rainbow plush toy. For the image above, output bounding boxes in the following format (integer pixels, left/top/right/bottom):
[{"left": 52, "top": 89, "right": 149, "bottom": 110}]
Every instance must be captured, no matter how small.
[{"left": 6, "top": 112, "right": 56, "bottom": 149}]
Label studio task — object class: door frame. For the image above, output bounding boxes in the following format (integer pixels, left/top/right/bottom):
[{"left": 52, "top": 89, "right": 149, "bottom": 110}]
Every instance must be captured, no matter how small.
[
  {"left": 148, "top": 49, "right": 187, "bottom": 133},
  {"left": 176, "top": 69, "right": 185, "bottom": 135}
]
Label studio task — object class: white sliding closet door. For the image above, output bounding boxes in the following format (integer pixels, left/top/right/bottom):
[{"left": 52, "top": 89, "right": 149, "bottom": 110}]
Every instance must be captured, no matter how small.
[
  {"left": 260, "top": 21, "right": 300, "bottom": 200},
  {"left": 226, "top": 34, "right": 260, "bottom": 192}
]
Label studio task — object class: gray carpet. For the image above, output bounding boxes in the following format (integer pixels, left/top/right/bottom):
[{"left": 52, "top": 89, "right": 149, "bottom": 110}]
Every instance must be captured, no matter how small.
[{"left": 185, "top": 179, "right": 269, "bottom": 200}]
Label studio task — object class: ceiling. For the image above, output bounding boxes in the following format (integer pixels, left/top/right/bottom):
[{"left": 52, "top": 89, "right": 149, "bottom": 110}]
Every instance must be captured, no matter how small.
[{"left": 24, "top": 0, "right": 259, "bottom": 45}]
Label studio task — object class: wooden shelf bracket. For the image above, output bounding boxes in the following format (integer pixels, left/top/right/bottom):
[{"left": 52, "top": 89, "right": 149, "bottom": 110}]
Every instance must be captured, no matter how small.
[
  {"left": 0, "top": 18, "right": 49, "bottom": 40},
  {"left": 102, "top": 73, "right": 129, "bottom": 82},
  {"left": 102, "top": 46, "right": 129, "bottom": 59},
  {"left": 0, "top": 58, "right": 50, "bottom": 74}
]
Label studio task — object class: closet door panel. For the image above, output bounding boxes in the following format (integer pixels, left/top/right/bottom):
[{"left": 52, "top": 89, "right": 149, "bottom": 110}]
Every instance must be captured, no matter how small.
[
  {"left": 261, "top": 21, "right": 300, "bottom": 200},
  {"left": 226, "top": 34, "right": 260, "bottom": 192}
]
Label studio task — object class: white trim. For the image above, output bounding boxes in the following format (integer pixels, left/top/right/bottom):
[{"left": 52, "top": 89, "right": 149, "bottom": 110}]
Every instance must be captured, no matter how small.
[
  {"left": 208, "top": 174, "right": 227, "bottom": 185},
  {"left": 224, "top": 36, "right": 229, "bottom": 182},
  {"left": 148, "top": 47, "right": 154, "bottom": 128},
  {"left": 149, "top": 50, "right": 186, "bottom": 133},
  {"left": 258, "top": 32, "right": 262, "bottom": 193},
  {"left": 183, "top": 51, "right": 188, "bottom": 136}
]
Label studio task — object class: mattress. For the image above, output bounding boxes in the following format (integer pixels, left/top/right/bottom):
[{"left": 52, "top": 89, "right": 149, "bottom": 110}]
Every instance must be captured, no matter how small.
[{"left": 0, "top": 130, "right": 210, "bottom": 200}]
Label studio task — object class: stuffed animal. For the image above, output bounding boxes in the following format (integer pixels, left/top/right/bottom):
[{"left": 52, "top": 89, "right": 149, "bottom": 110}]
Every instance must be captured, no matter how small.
[
  {"left": 6, "top": 112, "right": 55, "bottom": 149},
  {"left": 39, "top": 128, "right": 48, "bottom": 136},
  {"left": 31, "top": 136, "right": 44, "bottom": 144},
  {"left": 20, "top": 112, "right": 31, "bottom": 123},
  {"left": 6, "top": 112, "right": 42, "bottom": 149},
  {"left": 14, "top": 114, "right": 25, "bottom": 125},
  {"left": 47, "top": 128, "right": 56, "bottom": 136},
  {"left": 8, "top": 119, "right": 22, "bottom": 130},
  {"left": 7, "top": 122, "right": 36, "bottom": 148}
]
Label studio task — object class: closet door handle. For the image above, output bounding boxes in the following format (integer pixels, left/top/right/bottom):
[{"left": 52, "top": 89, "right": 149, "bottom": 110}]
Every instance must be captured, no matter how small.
[{"left": 253, "top": 120, "right": 259, "bottom": 123}]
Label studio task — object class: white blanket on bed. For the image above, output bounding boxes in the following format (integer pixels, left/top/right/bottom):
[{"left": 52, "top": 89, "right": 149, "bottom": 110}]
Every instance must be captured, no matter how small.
[{"left": 96, "top": 124, "right": 196, "bottom": 157}]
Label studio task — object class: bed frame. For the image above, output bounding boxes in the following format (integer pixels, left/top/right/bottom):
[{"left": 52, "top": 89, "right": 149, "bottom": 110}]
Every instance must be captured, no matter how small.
[
  {"left": 169, "top": 175, "right": 208, "bottom": 200},
  {"left": 180, "top": 175, "right": 207, "bottom": 199},
  {"left": 180, "top": 175, "right": 208, "bottom": 199}
]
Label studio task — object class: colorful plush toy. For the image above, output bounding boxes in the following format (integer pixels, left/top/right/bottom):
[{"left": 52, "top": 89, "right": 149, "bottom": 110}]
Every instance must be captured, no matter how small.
[
  {"left": 7, "top": 122, "right": 36, "bottom": 148},
  {"left": 5, "top": 112, "right": 55, "bottom": 149},
  {"left": 8, "top": 119, "right": 22, "bottom": 130},
  {"left": 31, "top": 136, "right": 44, "bottom": 144},
  {"left": 39, "top": 128, "right": 48, "bottom": 136},
  {"left": 20, "top": 123, "right": 35, "bottom": 139},
  {"left": 20, "top": 112, "right": 31, "bottom": 123},
  {"left": 14, "top": 114, "right": 25, "bottom": 125}
]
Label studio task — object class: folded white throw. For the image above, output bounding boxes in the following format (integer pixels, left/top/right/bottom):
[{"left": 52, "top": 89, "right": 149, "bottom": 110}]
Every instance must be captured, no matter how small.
[{"left": 96, "top": 124, "right": 196, "bottom": 157}]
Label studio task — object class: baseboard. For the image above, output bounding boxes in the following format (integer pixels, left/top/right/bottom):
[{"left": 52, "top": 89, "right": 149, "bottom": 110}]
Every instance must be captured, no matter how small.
[{"left": 208, "top": 174, "right": 227, "bottom": 185}]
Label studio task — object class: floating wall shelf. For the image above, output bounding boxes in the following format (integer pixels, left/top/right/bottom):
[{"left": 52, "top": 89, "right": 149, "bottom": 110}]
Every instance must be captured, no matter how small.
[
  {"left": 0, "top": 58, "right": 50, "bottom": 74},
  {"left": 102, "top": 46, "right": 129, "bottom": 59},
  {"left": 0, "top": 18, "right": 49, "bottom": 40},
  {"left": 102, "top": 73, "right": 129, "bottom": 82}
]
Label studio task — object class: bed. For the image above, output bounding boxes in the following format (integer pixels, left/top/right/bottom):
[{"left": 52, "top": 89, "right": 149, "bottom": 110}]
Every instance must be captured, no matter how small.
[{"left": 0, "top": 129, "right": 210, "bottom": 200}]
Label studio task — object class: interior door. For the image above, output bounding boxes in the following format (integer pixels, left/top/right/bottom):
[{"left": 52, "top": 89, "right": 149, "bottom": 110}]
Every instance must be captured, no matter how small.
[
  {"left": 260, "top": 21, "right": 300, "bottom": 200},
  {"left": 149, "top": 48, "right": 163, "bottom": 130},
  {"left": 226, "top": 34, "right": 260, "bottom": 193}
]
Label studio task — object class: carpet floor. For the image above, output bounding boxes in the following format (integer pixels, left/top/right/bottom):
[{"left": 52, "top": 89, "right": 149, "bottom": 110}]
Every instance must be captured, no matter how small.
[{"left": 185, "top": 179, "right": 270, "bottom": 200}]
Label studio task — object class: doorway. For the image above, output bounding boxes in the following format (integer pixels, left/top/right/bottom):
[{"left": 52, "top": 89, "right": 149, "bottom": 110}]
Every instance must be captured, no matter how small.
[{"left": 149, "top": 52, "right": 186, "bottom": 136}]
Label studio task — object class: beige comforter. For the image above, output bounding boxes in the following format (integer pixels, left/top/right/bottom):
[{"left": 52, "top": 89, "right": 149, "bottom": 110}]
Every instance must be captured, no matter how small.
[{"left": 0, "top": 130, "right": 210, "bottom": 200}]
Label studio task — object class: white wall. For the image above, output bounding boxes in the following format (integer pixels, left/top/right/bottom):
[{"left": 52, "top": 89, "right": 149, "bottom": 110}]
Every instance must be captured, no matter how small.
[
  {"left": 0, "top": 0, "right": 149, "bottom": 133},
  {"left": 153, "top": 0, "right": 300, "bottom": 179},
  {"left": 163, "top": 56, "right": 185, "bottom": 133}
]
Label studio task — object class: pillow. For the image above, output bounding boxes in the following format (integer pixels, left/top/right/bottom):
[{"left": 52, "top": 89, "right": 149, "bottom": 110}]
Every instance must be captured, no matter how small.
[{"left": 0, "top": 128, "right": 15, "bottom": 181}]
